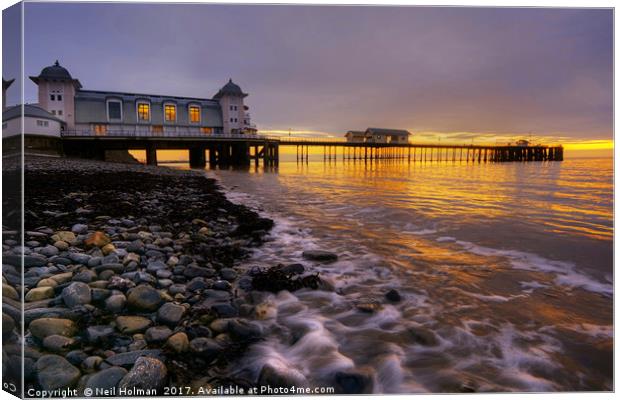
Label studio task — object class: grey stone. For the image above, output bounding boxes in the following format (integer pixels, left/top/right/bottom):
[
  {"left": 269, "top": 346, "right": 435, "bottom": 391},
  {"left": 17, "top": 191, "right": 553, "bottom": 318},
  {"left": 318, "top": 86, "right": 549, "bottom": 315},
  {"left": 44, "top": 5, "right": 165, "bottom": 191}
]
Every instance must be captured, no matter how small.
[
  {"left": 334, "top": 368, "right": 375, "bottom": 394},
  {"left": 228, "top": 318, "right": 263, "bottom": 341},
  {"left": 116, "top": 316, "right": 152, "bottom": 334},
  {"left": 183, "top": 265, "right": 215, "bottom": 278},
  {"left": 220, "top": 268, "right": 237, "bottom": 281},
  {"left": 385, "top": 289, "right": 401, "bottom": 302},
  {"left": 105, "top": 350, "right": 163, "bottom": 367},
  {"left": 38, "top": 245, "right": 59, "bottom": 257},
  {"left": 126, "top": 285, "right": 162, "bottom": 312},
  {"left": 156, "top": 303, "right": 185, "bottom": 326},
  {"left": 62, "top": 282, "right": 92, "bottom": 307},
  {"left": 42, "top": 335, "right": 75, "bottom": 353},
  {"left": 87, "top": 325, "right": 115, "bottom": 343},
  {"left": 145, "top": 326, "right": 173, "bottom": 343},
  {"left": 29, "top": 318, "right": 77, "bottom": 340},
  {"left": 189, "top": 337, "right": 222, "bottom": 358},
  {"left": 212, "top": 280, "right": 232, "bottom": 291},
  {"left": 85, "top": 367, "right": 127, "bottom": 391},
  {"left": 302, "top": 250, "right": 338, "bottom": 262},
  {"left": 117, "top": 356, "right": 167, "bottom": 392},
  {"left": 105, "top": 294, "right": 126, "bottom": 313},
  {"left": 71, "top": 224, "right": 89, "bottom": 234},
  {"left": 36, "top": 354, "right": 81, "bottom": 390}
]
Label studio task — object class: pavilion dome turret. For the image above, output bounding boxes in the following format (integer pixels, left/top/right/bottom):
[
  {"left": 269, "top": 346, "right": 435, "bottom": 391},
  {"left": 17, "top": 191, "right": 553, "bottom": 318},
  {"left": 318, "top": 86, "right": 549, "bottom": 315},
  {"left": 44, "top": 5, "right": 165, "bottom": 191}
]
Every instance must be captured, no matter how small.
[
  {"left": 29, "top": 60, "right": 82, "bottom": 88},
  {"left": 213, "top": 79, "right": 247, "bottom": 99}
]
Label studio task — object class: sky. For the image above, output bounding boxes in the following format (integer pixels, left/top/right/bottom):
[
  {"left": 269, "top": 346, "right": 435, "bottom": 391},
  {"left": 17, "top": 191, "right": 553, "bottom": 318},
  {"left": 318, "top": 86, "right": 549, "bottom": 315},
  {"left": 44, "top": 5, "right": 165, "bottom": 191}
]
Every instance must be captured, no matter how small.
[{"left": 7, "top": 3, "right": 614, "bottom": 152}]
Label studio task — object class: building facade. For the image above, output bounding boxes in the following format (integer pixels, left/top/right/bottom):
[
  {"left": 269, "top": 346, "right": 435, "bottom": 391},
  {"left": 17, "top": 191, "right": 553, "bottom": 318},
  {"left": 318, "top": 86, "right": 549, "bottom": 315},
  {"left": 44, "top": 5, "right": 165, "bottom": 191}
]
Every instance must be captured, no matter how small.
[
  {"left": 345, "top": 127, "right": 411, "bottom": 144},
  {"left": 25, "top": 61, "right": 257, "bottom": 136}
]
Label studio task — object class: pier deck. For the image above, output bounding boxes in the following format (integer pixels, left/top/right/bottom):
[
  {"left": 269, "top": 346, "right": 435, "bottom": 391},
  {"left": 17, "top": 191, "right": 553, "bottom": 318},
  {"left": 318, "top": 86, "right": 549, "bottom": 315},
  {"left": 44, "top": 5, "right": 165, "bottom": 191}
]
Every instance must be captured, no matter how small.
[{"left": 60, "top": 131, "right": 563, "bottom": 166}]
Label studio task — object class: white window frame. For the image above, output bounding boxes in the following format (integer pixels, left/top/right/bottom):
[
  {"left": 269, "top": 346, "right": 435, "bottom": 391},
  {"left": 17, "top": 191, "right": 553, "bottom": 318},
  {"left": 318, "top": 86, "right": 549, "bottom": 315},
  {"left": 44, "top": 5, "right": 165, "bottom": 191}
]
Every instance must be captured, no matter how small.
[
  {"left": 163, "top": 102, "right": 177, "bottom": 123},
  {"left": 188, "top": 104, "right": 201, "bottom": 124},
  {"left": 136, "top": 100, "right": 151, "bottom": 123},
  {"left": 106, "top": 98, "right": 123, "bottom": 122}
]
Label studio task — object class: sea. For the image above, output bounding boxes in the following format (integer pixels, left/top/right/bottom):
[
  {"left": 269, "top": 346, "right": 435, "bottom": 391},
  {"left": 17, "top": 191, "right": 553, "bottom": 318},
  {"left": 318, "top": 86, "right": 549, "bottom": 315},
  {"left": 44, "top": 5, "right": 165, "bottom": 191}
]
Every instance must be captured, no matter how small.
[{"left": 193, "top": 154, "right": 612, "bottom": 392}]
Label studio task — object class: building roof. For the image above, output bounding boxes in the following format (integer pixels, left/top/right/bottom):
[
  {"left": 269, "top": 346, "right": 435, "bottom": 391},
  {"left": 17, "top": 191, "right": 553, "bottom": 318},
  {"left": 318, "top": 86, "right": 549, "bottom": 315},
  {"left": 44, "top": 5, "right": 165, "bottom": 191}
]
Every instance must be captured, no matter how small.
[
  {"left": 346, "top": 130, "right": 366, "bottom": 136},
  {"left": 29, "top": 60, "right": 82, "bottom": 88},
  {"left": 3, "top": 78, "right": 14, "bottom": 90},
  {"left": 366, "top": 127, "right": 411, "bottom": 136},
  {"left": 3, "top": 104, "right": 65, "bottom": 124},
  {"left": 75, "top": 89, "right": 220, "bottom": 105},
  {"left": 213, "top": 79, "right": 247, "bottom": 99}
]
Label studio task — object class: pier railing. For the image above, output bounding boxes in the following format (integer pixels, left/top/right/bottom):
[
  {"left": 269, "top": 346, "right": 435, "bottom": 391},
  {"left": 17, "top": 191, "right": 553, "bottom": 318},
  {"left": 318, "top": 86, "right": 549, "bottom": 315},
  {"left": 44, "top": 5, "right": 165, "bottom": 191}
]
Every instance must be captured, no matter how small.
[{"left": 61, "top": 130, "right": 273, "bottom": 141}]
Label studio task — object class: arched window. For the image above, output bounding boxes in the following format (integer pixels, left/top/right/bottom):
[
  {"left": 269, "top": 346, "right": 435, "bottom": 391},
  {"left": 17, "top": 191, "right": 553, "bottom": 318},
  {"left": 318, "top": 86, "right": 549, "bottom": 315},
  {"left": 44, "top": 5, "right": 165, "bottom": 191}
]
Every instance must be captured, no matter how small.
[
  {"left": 164, "top": 102, "right": 176, "bottom": 123},
  {"left": 136, "top": 100, "right": 151, "bottom": 122},
  {"left": 188, "top": 104, "right": 201, "bottom": 124},
  {"left": 106, "top": 98, "right": 123, "bottom": 121}
]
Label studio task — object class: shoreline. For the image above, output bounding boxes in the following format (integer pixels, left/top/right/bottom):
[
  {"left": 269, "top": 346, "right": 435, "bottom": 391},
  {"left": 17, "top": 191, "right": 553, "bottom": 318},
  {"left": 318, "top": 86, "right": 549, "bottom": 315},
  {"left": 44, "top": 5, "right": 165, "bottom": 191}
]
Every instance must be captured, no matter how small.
[{"left": 3, "top": 156, "right": 321, "bottom": 395}]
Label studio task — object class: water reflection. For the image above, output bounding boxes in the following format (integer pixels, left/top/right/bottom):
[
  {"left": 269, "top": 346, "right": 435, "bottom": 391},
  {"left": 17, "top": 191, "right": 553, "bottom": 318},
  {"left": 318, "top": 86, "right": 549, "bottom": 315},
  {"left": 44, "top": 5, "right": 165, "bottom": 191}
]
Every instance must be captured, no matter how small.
[{"left": 208, "top": 157, "right": 612, "bottom": 392}]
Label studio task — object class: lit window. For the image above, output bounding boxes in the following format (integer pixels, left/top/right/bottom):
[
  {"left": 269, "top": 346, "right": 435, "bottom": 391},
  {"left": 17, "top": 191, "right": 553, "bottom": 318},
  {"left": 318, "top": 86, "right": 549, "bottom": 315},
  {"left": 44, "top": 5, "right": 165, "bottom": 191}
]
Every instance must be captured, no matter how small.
[
  {"left": 164, "top": 104, "right": 176, "bottom": 122},
  {"left": 189, "top": 105, "right": 200, "bottom": 123},
  {"left": 107, "top": 100, "right": 122, "bottom": 120},
  {"left": 50, "top": 95, "right": 55, "bottom": 101},
  {"left": 137, "top": 102, "right": 150, "bottom": 121},
  {"left": 201, "top": 127, "right": 212, "bottom": 134},
  {"left": 93, "top": 124, "right": 107, "bottom": 135}
]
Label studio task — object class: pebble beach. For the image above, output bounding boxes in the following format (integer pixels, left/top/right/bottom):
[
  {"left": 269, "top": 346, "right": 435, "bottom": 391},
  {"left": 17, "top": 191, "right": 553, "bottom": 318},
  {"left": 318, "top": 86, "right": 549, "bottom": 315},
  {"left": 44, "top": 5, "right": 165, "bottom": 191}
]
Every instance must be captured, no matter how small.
[{"left": 2, "top": 156, "right": 334, "bottom": 396}]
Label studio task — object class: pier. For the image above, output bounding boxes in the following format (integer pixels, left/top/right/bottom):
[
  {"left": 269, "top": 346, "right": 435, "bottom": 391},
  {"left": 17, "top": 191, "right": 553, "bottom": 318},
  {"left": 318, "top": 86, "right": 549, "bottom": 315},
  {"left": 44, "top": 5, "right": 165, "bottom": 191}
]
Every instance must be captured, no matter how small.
[{"left": 61, "top": 131, "right": 563, "bottom": 167}]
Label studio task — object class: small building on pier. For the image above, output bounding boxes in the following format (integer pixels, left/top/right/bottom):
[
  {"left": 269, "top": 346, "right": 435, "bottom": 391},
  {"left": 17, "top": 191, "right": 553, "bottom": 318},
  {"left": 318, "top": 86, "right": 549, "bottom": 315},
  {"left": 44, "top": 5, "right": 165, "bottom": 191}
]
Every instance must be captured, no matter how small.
[{"left": 345, "top": 127, "right": 411, "bottom": 144}]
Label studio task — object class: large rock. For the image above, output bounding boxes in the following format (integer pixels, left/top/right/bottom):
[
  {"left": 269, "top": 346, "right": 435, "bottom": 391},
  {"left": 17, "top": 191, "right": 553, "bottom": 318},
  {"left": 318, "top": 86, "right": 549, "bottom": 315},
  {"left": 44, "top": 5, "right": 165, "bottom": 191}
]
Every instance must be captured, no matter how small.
[
  {"left": 302, "top": 250, "right": 338, "bottom": 262},
  {"left": 118, "top": 357, "right": 167, "bottom": 392},
  {"left": 25, "top": 287, "right": 54, "bottom": 302},
  {"left": 165, "top": 332, "right": 189, "bottom": 353},
  {"left": 86, "top": 325, "right": 115, "bottom": 343},
  {"left": 42, "top": 335, "right": 75, "bottom": 353},
  {"left": 62, "top": 282, "right": 92, "bottom": 307},
  {"left": 105, "top": 294, "right": 126, "bottom": 313},
  {"left": 183, "top": 265, "right": 215, "bottom": 278},
  {"left": 116, "top": 316, "right": 152, "bottom": 334},
  {"left": 71, "top": 224, "right": 88, "bottom": 234},
  {"left": 36, "top": 354, "right": 81, "bottom": 391},
  {"left": 228, "top": 319, "right": 263, "bottom": 341},
  {"left": 385, "top": 289, "right": 401, "bottom": 302},
  {"left": 189, "top": 337, "right": 222, "bottom": 359},
  {"left": 2, "top": 283, "right": 19, "bottom": 300},
  {"left": 144, "top": 326, "right": 173, "bottom": 344},
  {"left": 333, "top": 368, "right": 374, "bottom": 394},
  {"left": 85, "top": 367, "right": 127, "bottom": 391},
  {"left": 29, "top": 318, "right": 77, "bottom": 340},
  {"left": 407, "top": 327, "right": 439, "bottom": 346},
  {"left": 51, "top": 231, "right": 76, "bottom": 243},
  {"left": 157, "top": 303, "right": 185, "bottom": 326},
  {"left": 127, "top": 285, "right": 162, "bottom": 312},
  {"left": 258, "top": 362, "right": 308, "bottom": 388},
  {"left": 105, "top": 350, "right": 163, "bottom": 367},
  {"left": 2, "top": 313, "right": 15, "bottom": 339}
]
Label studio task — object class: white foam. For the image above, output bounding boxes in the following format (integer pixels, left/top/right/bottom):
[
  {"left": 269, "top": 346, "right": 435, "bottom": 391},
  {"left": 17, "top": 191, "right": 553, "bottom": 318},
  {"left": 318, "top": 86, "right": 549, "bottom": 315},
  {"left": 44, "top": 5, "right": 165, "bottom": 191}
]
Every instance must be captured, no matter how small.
[{"left": 453, "top": 240, "right": 613, "bottom": 296}]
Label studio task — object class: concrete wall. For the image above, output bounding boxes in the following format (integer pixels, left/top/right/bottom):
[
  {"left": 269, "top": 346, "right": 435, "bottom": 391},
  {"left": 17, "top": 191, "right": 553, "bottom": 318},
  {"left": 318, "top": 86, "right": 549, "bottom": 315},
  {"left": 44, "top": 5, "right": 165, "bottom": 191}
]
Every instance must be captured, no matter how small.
[
  {"left": 218, "top": 95, "right": 245, "bottom": 134},
  {"left": 38, "top": 80, "right": 76, "bottom": 129},
  {"left": 2, "top": 116, "right": 62, "bottom": 138}
]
